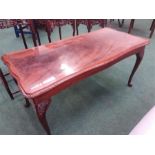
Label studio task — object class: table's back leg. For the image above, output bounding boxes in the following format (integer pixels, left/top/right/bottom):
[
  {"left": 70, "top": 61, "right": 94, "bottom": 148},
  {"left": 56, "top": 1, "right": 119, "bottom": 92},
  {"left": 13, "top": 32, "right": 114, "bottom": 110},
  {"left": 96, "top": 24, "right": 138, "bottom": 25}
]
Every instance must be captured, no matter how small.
[
  {"left": 0, "top": 68, "right": 14, "bottom": 100},
  {"left": 33, "top": 98, "right": 51, "bottom": 135},
  {"left": 24, "top": 98, "right": 31, "bottom": 107},
  {"left": 128, "top": 48, "right": 144, "bottom": 87},
  {"left": 13, "top": 77, "right": 31, "bottom": 107}
]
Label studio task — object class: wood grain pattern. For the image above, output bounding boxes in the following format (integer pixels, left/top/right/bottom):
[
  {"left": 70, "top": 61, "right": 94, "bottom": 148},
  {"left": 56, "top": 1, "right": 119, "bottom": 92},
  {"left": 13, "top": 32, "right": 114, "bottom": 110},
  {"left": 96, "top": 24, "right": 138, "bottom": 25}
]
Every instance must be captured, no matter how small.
[
  {"left": 1, "top": 28, "right": 149, "bottom": 134},
  {"left": 2, "top": 28, "right": 149, "bottom": 98}
]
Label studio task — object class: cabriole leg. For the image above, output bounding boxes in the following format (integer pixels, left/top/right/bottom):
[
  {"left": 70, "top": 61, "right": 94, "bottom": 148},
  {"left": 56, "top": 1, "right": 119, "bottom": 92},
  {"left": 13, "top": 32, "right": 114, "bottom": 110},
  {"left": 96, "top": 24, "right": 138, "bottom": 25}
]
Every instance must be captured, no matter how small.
[
  {"left": 33, "top": 97, "right": 51, "bottom": 135},
  {"left": 128, "top": 48, "right": 144, "bottom": 87}
]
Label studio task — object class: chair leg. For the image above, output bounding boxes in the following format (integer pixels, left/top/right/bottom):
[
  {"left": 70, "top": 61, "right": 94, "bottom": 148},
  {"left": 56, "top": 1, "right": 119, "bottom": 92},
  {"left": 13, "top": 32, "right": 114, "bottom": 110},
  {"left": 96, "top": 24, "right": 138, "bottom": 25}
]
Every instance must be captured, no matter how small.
[
  {"left": 58, "top": 25, "right": 62, "bottom": 40},
  {"left": 109, "top": 19, "right": 114, "bottom": 27},
  {"left": 33, "top": 21, "right": 41, "bottom": 45},
  {"left": 76, "top": 24, "right": 79, "bottom": 35},
  {"left": 31, "top": 32, "right": 37, "bottom": 47},
  {"left": 72, "top": 26, "right": 75, "bottom": 36},
  {"left": 128, "top": 19, "right": 135, "bottom": 33},
  {"left": 0, "top": 68, "right": 14, "bottom": 100},
  {"left": 71, "top": 22, "right": 75, "bottom": 36},
  {"left": 35, "top": 26, "right": 41, "bottom": 45},
  {"left": 104, "top": 19, "right": 107, "bottom": 27},
  {"left": 118, "top": 19, "right": 125, "bottom": 27},
  {"left": 99, "top": 19, "right": 106, "bottom": 28},
  {"left": 87, "top": 21, "right": 92, "bottom": 32},
  {"left": 110, "top": 19, "right": 114, "bottom": 23},
  {"left": 46, "top": 27, "right": 52, "bottom": 43},
  {"left": 149, "top": 19, "right": 155, "bottom": 38},
  {"left": 14, "top": 26, "right": 20, "bottom": 38},
  {"left": 150, "top": 19, "right": 155, "bottom": 30},
  {"left": 19, "top": 24, "right": 28, "bottom": 49},
  {"left": 87, "top": 25, "right": 91, "bottom": 32}
]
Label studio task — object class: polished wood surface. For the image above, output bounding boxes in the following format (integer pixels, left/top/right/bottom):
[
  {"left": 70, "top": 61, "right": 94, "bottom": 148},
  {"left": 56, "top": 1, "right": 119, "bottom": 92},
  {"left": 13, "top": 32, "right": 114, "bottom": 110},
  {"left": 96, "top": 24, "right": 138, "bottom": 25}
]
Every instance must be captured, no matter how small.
[
  {"left": 2, "top": 28, "right": 149, "bottom": 98},
  {"left": 1, "top": 28, "right": 149, "bottom": 134}
]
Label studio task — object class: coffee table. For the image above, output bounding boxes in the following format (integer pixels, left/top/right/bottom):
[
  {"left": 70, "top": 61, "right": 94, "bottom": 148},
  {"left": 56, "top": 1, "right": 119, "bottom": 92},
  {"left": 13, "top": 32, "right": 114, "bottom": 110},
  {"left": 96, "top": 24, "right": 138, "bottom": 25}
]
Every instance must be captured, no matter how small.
[{"left": 1, "top": 28, "right": 149, "bottom": 134}]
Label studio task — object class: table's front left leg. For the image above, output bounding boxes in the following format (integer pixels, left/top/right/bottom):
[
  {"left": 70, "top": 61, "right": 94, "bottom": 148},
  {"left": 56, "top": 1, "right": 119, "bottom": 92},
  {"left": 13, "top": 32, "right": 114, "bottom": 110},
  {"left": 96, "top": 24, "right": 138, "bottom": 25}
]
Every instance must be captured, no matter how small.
[
  {"left": 128, "top": 48, "right": 144, "bottom": 87},
  {"left": 33, "top": 97, "right": 51, "bottom": 135}
]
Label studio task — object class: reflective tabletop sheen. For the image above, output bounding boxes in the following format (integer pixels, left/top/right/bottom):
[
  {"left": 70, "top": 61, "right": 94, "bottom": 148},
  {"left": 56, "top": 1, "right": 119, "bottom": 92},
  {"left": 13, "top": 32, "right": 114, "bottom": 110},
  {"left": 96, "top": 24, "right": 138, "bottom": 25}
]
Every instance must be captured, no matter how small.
[{"left": 2, "top": 28, "right": 149, "bottom": 97}]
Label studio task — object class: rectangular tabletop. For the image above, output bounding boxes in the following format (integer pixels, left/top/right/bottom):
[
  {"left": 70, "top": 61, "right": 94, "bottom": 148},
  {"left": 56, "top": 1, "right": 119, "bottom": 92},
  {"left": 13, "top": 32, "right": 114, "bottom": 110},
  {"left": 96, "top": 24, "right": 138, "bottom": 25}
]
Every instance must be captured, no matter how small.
[{"left": 2, "top": 28, "right": 149, "bottom": 98}]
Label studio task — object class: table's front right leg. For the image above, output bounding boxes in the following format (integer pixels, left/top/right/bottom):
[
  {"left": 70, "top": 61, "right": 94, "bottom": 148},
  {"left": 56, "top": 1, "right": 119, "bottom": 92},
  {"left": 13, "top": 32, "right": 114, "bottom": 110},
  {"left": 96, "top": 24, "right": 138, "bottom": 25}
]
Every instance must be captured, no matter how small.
[
  {"left": 33, "top": 97, "right": 51, "bottom": 135},
  {"left": 128, "top": 48, "right": 144, "bottom": 87}
]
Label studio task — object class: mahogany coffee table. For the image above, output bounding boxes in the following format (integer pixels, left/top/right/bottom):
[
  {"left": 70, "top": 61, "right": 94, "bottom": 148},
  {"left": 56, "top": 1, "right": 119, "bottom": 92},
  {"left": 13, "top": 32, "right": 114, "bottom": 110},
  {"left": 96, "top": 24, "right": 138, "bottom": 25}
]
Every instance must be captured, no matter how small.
[{"left": 1, "top": 28, "right": 149, "bottom": 134}]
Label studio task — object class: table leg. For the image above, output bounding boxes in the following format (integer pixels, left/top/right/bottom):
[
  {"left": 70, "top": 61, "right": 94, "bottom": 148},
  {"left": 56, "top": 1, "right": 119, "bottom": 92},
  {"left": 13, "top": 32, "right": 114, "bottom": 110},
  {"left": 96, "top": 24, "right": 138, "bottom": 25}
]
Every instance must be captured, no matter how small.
[
  {"left": 33, "top": 97, "right": 51, "bottom": 135},
  {"left": 13, "top": 77, "right": 31, "bottom": 107},
  {"left": 128, "top": 48, "right": 144, "bottom": 87},
  {"left": 24, "top": 98, "right": 31, "bottom": 107}
]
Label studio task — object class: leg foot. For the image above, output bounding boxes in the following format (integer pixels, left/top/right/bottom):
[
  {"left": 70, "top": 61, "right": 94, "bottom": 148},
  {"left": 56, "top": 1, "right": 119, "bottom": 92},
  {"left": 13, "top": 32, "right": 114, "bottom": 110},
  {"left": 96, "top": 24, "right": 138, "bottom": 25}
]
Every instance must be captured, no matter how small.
[
  {"left": 128, "top": 48, "right": 144, "bottom": 87},
  {"left": 24, "top": 98, "right": 31, "bottom": 107},
  {"left": 33, "top": 98, "right": 51, "bottom": 135}
]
